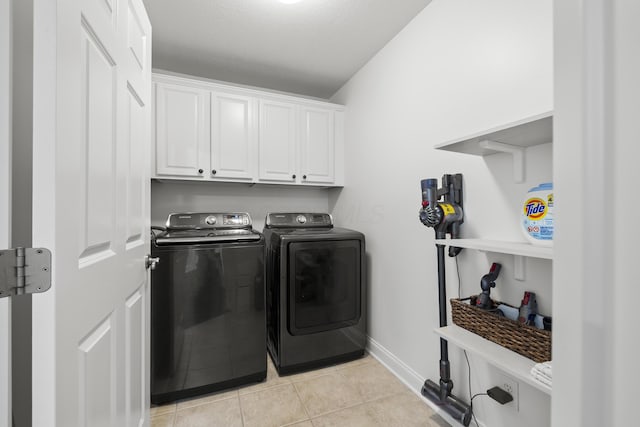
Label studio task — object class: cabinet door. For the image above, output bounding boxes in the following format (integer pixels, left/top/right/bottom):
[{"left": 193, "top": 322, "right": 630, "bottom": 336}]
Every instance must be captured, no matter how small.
[
  {"left": 210, "top": 93, "right": 254, "bottom": 180},
  {"left": 155, "top": 82, "right": 209, "bottom": 177},
  {"left": 258, "top": 99, "right": 297, "bottom": 182},
  {"left": 300, "top": 107, "right": 335, "bottom": 184}
]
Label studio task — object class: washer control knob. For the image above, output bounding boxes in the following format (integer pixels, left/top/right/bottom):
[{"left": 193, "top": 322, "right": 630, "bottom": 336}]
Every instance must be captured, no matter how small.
[
  {"left": 205, "top": 215, "right": 217, "bottom": 225},
  {"left": 296, "top": 215, "right": 307, "bottom": 224}
]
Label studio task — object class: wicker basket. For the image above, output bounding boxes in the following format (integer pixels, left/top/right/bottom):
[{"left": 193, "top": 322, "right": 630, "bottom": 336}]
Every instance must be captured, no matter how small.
[{"left": 450, "top": 298, "right": 551, "bottom": 363}]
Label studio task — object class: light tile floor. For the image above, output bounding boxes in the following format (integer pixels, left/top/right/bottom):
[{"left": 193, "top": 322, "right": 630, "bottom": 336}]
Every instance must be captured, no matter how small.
[{"left": 151, "top": 354, "right": 450, "bottom": 427}]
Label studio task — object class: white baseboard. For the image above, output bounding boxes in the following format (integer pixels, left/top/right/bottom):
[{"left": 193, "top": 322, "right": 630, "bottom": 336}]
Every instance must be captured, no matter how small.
[{"left": 367, "top": 336, "right": 486, "bottom": 427}]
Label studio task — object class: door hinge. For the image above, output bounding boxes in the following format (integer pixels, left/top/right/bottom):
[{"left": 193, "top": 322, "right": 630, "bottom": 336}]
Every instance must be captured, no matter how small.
[{"left": 0, "top": 247, "right": 52, "bottom": 298}]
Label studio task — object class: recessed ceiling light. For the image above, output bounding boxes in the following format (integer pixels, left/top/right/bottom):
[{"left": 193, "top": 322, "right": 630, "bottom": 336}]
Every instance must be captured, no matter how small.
[{"left": 279, "top": 0, "right": 303, "bottom": 4}]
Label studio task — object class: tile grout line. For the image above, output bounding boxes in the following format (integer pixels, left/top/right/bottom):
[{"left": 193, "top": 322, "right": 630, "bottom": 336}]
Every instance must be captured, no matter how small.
[
  {"left": 288, "top": 371, "right": 335, "bottom": 386},
  {"left": 304, "top": 389, "right": 407, "bottom": 423},
  {"left": 174, "top": 390, "right": 241, "bottom": 412},
  {"left": 238, "top": 380, "right": 291, "bottom": 397},
  {"left": 291, "top": 381, "right": 313, "bottom": 425},
  {"left": 153, "top": 356, "right": 380, "bottom": 426},
  {"left": 237, "top": 391, "right": 247, "bottom": 427},
  {"left": 301, "top": 369, "right": 367, "bottom": 421},
  {"left": 301, "top": 377, "right": 407, "bottom": 421}
]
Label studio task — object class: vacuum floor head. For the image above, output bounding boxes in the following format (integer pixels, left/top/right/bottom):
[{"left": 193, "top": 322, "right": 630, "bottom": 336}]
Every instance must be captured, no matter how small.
[{"left": 421, "top": 379, "right": 472, "bottom": 426}]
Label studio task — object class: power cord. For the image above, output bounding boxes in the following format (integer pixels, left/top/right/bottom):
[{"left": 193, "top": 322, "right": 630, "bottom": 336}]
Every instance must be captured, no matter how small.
[
  {"left": 456, "top": 256, "right": 484, "bottom": 427},
  {"left": 456, "top": 255, "right": 462, "bottom": 298},
  {"left": 470, "top": 393, "right": 488, "bottom": 427}
]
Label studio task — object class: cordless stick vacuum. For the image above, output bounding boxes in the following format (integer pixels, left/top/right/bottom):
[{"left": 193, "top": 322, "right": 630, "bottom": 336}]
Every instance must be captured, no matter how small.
[{"left": 419, "top": 174, "right": 472, "bottom": 426}]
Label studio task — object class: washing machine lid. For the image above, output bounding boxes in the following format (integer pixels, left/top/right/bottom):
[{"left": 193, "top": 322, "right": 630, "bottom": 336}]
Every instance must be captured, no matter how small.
[
  {"left": 154, "top": 229, "right": 262, "bottom": 245},
  {"left": 265, "top": 213, "right": 333, "bottom": 229}
]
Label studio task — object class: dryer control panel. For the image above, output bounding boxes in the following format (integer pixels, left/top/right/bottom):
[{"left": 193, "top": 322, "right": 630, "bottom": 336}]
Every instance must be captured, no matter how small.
[{"left": 265, "top": 213, "right": 333, "bottom": 228}]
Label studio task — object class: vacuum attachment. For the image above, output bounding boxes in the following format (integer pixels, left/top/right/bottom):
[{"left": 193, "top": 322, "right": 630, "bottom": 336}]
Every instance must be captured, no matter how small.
[{"left": 476, "top": 263, "right": 502, "bottom": 310}]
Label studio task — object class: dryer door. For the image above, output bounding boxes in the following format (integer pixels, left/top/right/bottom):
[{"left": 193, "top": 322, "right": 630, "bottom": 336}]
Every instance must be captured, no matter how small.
[{"left": 287, "top": 239, "right": 361, "bottom": 335}]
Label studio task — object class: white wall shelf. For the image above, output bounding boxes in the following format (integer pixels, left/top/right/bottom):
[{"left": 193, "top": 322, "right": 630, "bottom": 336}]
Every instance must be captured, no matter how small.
[
  {"left": 434, "top": 111, "right": 553, "bottom": 154},
  {"left": 436, "top": 238, "right": 551, "bottom": 280},
  {"left": 434, "top": 111, "right": 553, "bottom": 182},
  {"left": 435, "top": 325, "right": 552, "bottom": 395},
  {"left": 435, "top": 238, "right": 552, "bottom": 259}
]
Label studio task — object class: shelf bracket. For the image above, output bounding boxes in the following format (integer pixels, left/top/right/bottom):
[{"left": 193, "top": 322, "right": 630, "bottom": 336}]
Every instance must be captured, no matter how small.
[
  {"left": 479, "top": 140, "right": 525, "bottom": 183},
  {"left": 514, "top": 255, "right": 526, "bottom": 281}
]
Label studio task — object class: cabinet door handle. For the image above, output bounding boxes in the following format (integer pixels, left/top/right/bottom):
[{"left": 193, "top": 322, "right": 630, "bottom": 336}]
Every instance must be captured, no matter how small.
[
  {"left": 303, "top": 175, "right": 307, "bottom": 180},
  {"left": 211, "top": 170, "right": 217, "bottom": 175},
  {"left": 198, "top": 169, "right": 203, "bottom": 174},
  {"left": 292, "top": 174, "right": 296, "bottom": 179}
]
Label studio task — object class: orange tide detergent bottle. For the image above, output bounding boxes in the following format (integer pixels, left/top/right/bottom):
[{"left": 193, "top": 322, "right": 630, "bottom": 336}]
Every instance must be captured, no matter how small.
[{"left": 521, "top": 183, "right": 553, "bottom": 246}]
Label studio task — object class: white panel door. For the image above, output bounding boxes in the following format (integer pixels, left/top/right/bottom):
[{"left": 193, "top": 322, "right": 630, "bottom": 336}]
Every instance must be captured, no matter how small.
[
  {"left": 299, "top": 107, "right": 335, "bottom": 184},
  {"left": 258, "top": 99, "right": 297, "bottom": 182},
  {"left": 155, "top": 82, "right": 210, "bottom": 178},
  {"left": 31, "top": 0, "right": 152, "bottom": 425},
  {"left": 210, "top": 93, "right": 255, "bottom": 180},
  {"left": 0, "top": 0, "right": 12, "bottom": 424}
]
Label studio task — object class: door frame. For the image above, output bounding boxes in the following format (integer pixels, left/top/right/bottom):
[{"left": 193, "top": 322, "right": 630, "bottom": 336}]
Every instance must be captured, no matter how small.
[
  {"left": 553, "top": 1, "right": 639, "bottom": 426},
  {"left": 31, "top": 0, "right": 56, "bottom": 423},
  {"left": 0, "top": 0, "right": 13, "bottom": 425}
]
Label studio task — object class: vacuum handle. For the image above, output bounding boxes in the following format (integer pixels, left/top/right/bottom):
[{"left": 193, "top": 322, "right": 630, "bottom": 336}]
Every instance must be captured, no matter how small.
[{"left": 486, "top": 262, "right": 501, "bottom": 281}]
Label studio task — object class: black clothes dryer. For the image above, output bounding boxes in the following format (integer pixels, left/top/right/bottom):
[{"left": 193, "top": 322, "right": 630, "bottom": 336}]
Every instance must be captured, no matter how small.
[
  {"left": 263, "top": 212, "right": 366, "bottom": 375},
  {"left": 150, "top": 212, "right": 266, "bottom": 404}
]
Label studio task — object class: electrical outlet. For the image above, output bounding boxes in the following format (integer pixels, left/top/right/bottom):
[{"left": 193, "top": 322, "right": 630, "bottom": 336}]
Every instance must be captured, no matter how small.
[{"left": 496, "top": 373, "right": 519, "bottom": 412}]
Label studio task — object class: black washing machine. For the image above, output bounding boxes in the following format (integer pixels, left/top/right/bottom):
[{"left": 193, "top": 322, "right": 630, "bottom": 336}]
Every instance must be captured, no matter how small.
[
  {"left": 150, "top": 212, "right": 266, "bottom": 404},
  {"left": 263, "top": 212, "right": 366, "bottom": 375}
]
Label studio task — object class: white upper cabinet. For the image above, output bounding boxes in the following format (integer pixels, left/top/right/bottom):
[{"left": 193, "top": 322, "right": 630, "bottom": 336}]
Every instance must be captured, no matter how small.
[
  {"left": 155, "top": 82, "right": 210, "bottom": 178},
  {"left": 299, "top": 106, "right": 335, "bottom": 184},
  {"left": 210, "top": 93, "right": 255, "bottom": 180},
  {"left": 258, "top": 99, "right": 297, "bottom": 183},
  {"left": 152, "top": 73, "right": 344, "bottom": 186}
]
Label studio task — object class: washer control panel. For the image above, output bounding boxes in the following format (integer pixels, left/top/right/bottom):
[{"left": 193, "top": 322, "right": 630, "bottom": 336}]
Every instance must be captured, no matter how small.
[
  {"left": 166, "top": 212, "right": 252, "bottom": 230},
  {"left": 223, "top": 213, "right": 250, "bottom": 226}
]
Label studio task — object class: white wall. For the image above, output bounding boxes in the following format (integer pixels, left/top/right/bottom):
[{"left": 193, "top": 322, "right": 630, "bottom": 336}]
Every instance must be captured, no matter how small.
[
  {"left": 330, "top": 0, "right": 553, "bottom": 426},
  {"left": 151, "top": 181, "right": 330, "bottom": 231}
]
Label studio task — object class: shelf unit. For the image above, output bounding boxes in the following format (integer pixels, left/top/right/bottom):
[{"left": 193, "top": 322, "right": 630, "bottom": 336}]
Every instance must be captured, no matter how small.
[
  {"left": 435, "top": 325, "right": 551, "bottom": 395},
  {"left": 435, "top": 236, "right": 553, "bottom": 393},
  {"left": 434, "top": 111, "right": 553, "bottom": 182},
  {"left": 432, "top": 112, "right": 554, "bottom": 398}
]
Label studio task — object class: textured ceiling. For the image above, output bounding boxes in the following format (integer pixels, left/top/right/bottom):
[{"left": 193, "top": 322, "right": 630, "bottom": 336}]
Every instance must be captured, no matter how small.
[{"left": 142, "top": 0, "right": 432, "bottom": 99}]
